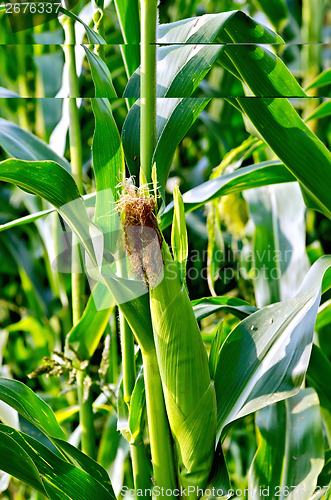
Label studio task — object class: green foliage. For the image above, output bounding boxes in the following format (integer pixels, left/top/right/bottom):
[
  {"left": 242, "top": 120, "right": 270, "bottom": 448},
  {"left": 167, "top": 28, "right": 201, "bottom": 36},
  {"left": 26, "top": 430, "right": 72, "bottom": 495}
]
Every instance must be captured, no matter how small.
[{"left": 0, "top": 1, "right": 330, "bottom": 499}]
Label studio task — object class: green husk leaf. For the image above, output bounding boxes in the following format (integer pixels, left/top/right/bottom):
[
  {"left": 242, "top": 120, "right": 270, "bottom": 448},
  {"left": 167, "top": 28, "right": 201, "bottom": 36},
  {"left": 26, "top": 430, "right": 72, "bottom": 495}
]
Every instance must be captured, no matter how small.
[
  {"left": 150, "top": 243, "right": 216, "bottom": 495},
  {"left": 171, "top": 183, "right": 188, "bottom": 284}
]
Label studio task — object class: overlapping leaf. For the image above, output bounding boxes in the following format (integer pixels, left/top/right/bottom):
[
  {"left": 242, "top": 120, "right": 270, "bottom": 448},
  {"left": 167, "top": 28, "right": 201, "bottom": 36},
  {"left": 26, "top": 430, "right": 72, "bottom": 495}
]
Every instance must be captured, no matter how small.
[
  {"left": 192, "top": 296, "right": 257, "bottom": 322},
  {"left": 244, "top": 182, "right": 309, "bottom": 306},
  {"left": 83, "top": 48, "right": 117, "bottom": 98},
  {"left": 214, "top": 255, "right": 331, "bottom": 443},
  {"left": 0, "top": 118, "right": 70, "bottom": 171},
  {"left": 0, "top": 378, "right": 65, "bottom": 439},
  {"left": 235, "top": 98, "right": 331, "bottom": 219},
  {"left": 66, "top": 282, "right": 115, "bottom": 361},
  {"left": 248, "top": 389, "right": 324, "bottom": 500},
  {"left": 161, "top": 161, "right": 295, "bottom": 229},
  {"left": 122, "top": 10, "right": 287, "bottom": 189},
  {"left": 0, "top": 425, "right": 115, "bottom": 499}
]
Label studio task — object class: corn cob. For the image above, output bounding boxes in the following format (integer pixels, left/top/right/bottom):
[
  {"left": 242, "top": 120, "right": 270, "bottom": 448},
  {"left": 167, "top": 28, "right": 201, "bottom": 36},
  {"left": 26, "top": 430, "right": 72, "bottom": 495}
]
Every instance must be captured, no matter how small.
[
  {"left": 118, "top": 183, "right": 216, "bottom": 497},
  {"left": 150, "top": 243, "right": 216, "bottom": 496}
]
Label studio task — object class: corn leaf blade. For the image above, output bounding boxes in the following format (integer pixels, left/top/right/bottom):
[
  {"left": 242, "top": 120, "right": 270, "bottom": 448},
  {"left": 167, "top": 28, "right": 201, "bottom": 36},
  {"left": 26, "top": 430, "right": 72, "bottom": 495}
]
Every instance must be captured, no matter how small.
[
  {"left": 244, "top": 183, "right": 309, "bottom": 306},
  {"left": 161, "top": 161, "right": 295, "bottom": 229},
  {"left": 192, "top": 296, "right": 257, "bottom": 321},
  {"left": 59, "top": 8, "right": 106, "bottom": 44},
  {"left": 0, "top": 425, "right": 115, "bottom": 500},
  {"left": 214, "top": 255, "right": 331, "bottom": 443},
  {"left": 235, "top": 97, "right": 331, "bottom": 219},
  {"left": 83, "top": 47, "right": 117, "bottom": 98},
  {"left": 0, "top": 118, "right": 71, "bottom": 171},
  {"left": 0, "top": 430, "right": 45, "bottom": 495},
  {"left": 306, "top": 100, "right": 331, "bottom": 122},
  {"left": 248, "top": 389, "right": 324, "bottom": 500},
  {"left": 0, "top": 378, "right": 65, "bottom": 439},
  {"left": 66, "top": 282, "right": 115, "bottom": 361}
]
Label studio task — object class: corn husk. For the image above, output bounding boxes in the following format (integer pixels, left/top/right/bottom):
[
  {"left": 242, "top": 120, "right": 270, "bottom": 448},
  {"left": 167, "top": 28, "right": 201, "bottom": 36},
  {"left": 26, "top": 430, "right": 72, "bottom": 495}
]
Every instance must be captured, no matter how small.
[
  {"left": 150, "top": 243, "right": 216, "bottom": 496},
  {"left": 118, "top": 185, "right": 216, "bottom": 495}
]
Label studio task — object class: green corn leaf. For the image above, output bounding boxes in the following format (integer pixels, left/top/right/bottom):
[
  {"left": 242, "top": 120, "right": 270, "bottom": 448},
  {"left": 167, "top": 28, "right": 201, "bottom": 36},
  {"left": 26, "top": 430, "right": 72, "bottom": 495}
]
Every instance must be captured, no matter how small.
[
  {"left": 51, "top": 437, "right": 115, "bottom": 498},
  {"left": 249, "top": 389, "right": 324, "bottom": 500},
  {"left": 83, "top": 47, "right": 117, "bottom": 98},
  {"left": 126, "top": 43, "right": 304, "bottom": 99},
  {"left": 157, "top": 11, "right": 281, "bottom": 44},
  {"left": 122, "top": 97, "right": 209, "bottom": 192},
  {"left": 114, "top": 0, "right": 140, "bottom": 77},
  {"left": 161, "top": 161, "right": 295, "bottom": 229},
  {"left": 0, "top": 430, "right": 45, "bottom": 496},
  {"left": 244, "top": 182, "right": 309, "bottom": 307},
  {"left": 0, "top": 159, "right": 99, "bottom": 261},
  {"left": 171, "top": 183, "right": 188, "bottom": 283},
  {"left": 306, "top": 100, "right": 331, "bottom": 122},
  {"left": 214, "top": 255, "right": 331, "bottom": 445},
  {"left": 0, "top": 158, "right": 154, "bottom": 353},
  {"left": 91, "top": 98, "right": 124, "bottom": 253},
  {"left": 0, "top": 192, "right": 96, "bottom": 233},
  {"left": 0, "top": 425, "right": 115, "bottom": 499},
  {"left": 252, "top": 0, "right": 288, "bottom": 30},
  {"left": 0, "top": 378, "right": 65, "bottom": 439},
  {"left": 66, "top": 282, "right": 115, "bottom": 361},
  {"left": 306, "top": 69, "right": 331, "bottom": 90},
  {"left": 209, "top": 324, "right": 224, "bottom": 381},
  {"left": 315, "top": 299, "right": 331, "bottom": 331},
  {"left": 59, "top": 8, "right": 106, "bottom": 44},
  {"left": 124, "top": 44, "right": 222, "bottom": 99},
  {"left": 117, "top": 368, "right": 146, "bottom": 445},
  {"left": 122, "top": 10, "right": 288, "bottom": 191},
  {"left": 192, "top": 296, "right": 257, "bottom": 322},
  {"left": 219, "top": 45, "right": 305, "bottom": 98},
  {"left": 117, "top": 380, "right": 132, "bottom": 443},
  {"left": 307, "top": 344, "right": 331, "bottom": 445},
  {"left": 150, "top": 243, "right": 216, "bottom": 495},
  {"left": 235, "top": 98, "right": 331, "bottom": 219},
  {"left": 128, "top": 369, "right": 146, "bottom": 445},
  {"left": 125, "top": 10, "right": 282, "bottom": 97},
  {"left": 0, "top": 118, "right": 71, "bottom": 172},
  {"left": 0, "top": 206, "right": 54, "bottom": 232}
]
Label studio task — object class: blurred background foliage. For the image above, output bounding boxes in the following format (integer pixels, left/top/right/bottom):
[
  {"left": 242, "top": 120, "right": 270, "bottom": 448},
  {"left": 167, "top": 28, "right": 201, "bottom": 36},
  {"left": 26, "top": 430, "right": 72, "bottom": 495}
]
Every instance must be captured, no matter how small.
[{"left": 0, "top": 0, "right": 331, "bottom": 498}]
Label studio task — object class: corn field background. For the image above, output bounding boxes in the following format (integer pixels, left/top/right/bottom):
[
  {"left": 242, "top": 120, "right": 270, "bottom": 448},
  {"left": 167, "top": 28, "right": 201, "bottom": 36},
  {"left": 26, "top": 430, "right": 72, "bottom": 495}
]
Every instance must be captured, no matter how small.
[{"left": 0, "top": 0, "right": 331, "bottom": 498}]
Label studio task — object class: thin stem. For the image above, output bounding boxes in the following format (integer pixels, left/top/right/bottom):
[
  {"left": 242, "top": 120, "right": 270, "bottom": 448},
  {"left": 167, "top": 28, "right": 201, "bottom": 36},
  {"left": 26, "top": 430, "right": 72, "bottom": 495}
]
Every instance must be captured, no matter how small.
[
  {"left": 119, "top": 312, "right": 153, "bottom": 494},
  {"left": 63, "top": 16, "right": 95, "bottom": 458},
  {"left": 140, "top": 0, "right": 158, "bottom": 182},
  {"left": 131, "top": 433, "right": 153, "bottom": 496},
  {"left": 63, "top": 18, "right": 83, "bottom": 192},
  {"left": 93, "top": 0, "right": 105, "bottom": 61},
  {"left": 109, "top": 310, "right": 119, "bottom": 383},
  {"left": 76, "top": 370, "right": 96, "bottom": 459},
  {"left": 16, "top": 31, "right": 30, "bottom": 129},
  {"left": 119, "top": 312, "right": 136, "bottom": 404},
  {"left": 302, "top": 0, "right": 323, "bottom": 133},
  {"left": 142, "top": 350, "right": 177, "bottom": 495}
]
